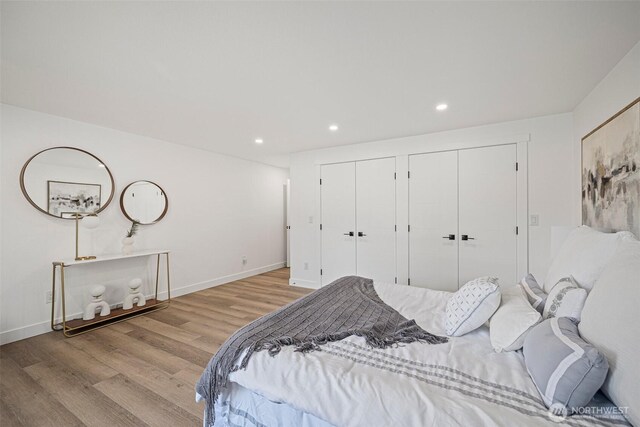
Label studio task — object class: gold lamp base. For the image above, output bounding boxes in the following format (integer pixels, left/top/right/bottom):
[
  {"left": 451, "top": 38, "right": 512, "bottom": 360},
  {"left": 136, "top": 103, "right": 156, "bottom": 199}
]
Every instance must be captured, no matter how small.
[{"left": 73, "top": 213, "right": 100, "bottom": 262}]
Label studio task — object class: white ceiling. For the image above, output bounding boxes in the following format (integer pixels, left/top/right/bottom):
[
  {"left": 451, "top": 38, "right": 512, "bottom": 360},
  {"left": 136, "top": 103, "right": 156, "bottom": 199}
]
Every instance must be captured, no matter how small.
[{"left": 2, "top": 1, "right": 640, "bottom": 168}]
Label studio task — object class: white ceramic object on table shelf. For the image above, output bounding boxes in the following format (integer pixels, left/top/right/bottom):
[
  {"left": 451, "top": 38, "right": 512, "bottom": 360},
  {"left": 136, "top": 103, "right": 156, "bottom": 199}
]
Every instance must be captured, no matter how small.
[
  {"left": 83, "top": 285, "right": 111, "bottom": 320},
  {"left": 123, "top": 278, "right": 146, "bottom": 309}
]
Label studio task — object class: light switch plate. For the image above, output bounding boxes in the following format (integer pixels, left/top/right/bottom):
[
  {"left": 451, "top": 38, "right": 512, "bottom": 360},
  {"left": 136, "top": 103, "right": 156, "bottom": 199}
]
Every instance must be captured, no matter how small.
[{"left": 530, "top": 214, "right": 539, "bottom": 226}]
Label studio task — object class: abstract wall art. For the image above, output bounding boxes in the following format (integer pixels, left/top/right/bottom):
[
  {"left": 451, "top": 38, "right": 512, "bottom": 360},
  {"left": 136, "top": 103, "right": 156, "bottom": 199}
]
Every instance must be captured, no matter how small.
[{"left": 582, "top": 97, "right": 640, "bottom": 238}]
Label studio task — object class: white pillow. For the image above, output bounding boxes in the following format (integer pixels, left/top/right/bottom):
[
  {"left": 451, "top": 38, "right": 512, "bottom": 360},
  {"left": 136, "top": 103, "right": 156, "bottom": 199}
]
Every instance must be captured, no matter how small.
[
  {"left": 543, "top": 276, "right": 587, "bottom": 321},
  {"left": 490, "top": 285, "right": 541, "bottom": 352},
  {"left": 543, "top": 226, "right": 626, "bottom": 292},
  {"left": 579, "top": 236, "right": 640, "bottom": 427},
  {"left": 445, "top": 277, "right": 501, "bottom": 337}
]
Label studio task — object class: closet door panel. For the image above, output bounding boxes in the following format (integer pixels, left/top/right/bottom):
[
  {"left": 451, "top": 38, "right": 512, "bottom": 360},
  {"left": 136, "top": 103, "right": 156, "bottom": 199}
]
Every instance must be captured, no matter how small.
[
  {"left": 321, "top": 162, "right": 356, "bottom": 286},
  {"left": 356, "top": 158, "right": 396, "bottom": 284},
  {"left": 408, "top": 151, "right": 459, "bottom": 290},
  {"left": 458, "top": 144, "right": 517, "bottom": 287}
]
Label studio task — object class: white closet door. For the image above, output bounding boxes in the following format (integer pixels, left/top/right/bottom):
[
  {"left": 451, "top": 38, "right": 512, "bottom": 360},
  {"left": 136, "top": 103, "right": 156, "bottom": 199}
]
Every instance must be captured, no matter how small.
[
  {"left": 458, "top": 144, "right": 517, "bottom": 287},
  {"left": 355, "top": 158, "right": 396, "bottom": 284},
  {"left": 321, "top": 162, "right": 356, "bottom": 286},
  {"left": 409, "top": 151, "right": 459, "bottom": 291}
]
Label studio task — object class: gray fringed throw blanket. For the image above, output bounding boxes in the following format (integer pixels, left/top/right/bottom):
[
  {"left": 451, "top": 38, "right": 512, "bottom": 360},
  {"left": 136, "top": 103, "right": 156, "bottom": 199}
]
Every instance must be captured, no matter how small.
[{"left": 196, "top": 276, "right": 448, "bottom": 425}]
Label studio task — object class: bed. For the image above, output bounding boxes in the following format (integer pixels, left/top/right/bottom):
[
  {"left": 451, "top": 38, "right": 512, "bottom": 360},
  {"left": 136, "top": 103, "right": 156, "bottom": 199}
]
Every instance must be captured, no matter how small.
[{"left": 196, "top": 278, "right": 631, "bottom": 427}]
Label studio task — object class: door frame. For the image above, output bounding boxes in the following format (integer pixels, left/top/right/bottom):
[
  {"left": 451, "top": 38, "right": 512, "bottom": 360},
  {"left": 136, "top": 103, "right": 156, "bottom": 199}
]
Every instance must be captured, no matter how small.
[{"left": 286, "top": 178, "right": 291, "bottom": 268}]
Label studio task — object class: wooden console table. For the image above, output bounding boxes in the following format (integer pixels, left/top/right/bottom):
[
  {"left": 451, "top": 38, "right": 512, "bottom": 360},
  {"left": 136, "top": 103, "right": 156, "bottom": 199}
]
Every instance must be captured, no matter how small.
[{"left": 51, "top": 250, "right": 171, "bottom": 337}]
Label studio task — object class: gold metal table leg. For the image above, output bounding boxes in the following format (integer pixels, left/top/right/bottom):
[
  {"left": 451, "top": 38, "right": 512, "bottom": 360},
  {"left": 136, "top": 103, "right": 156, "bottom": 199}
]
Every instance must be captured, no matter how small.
[
  {"left": 155, "top": 253, "right": 161, "bottom": 300},
  {"left": 51, "top": 264, "right": 57, "bottom": 330},
  {"left": 60, "top": 263, "right": 69, "bottom": 337},
  {"left": 166, "top": 252, "right": 171, "bottom": 302},
  {"left": 51, "top": 263, "right": 65, "bottom": 331}
]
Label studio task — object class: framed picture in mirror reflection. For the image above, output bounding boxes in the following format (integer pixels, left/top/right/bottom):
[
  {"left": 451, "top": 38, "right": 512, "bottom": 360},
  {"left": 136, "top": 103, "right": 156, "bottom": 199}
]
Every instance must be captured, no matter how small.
[{"left": 47, "top": 180, "right": 102, "bottom": 217}]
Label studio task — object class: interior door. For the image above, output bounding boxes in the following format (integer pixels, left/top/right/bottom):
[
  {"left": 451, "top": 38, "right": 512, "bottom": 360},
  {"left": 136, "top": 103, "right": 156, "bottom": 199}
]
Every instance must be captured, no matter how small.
[
  {"left": 355, "top": 158, "right": 396, "bottom": 284},
  {"left": 321, "top": 162, "right": 356, "bottom": 286},
  {"left": 409, "top": 151, "right": 459, "bottom": 290},
  {"left": 458, "top": 144, "right": 517, "bottom": 287}
]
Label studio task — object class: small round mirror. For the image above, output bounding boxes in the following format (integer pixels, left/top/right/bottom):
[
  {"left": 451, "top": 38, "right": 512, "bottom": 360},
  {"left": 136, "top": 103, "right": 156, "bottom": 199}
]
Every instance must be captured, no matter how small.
[
  {"left": 120, "top": 181, "right": 168, "bottom": 225},
  {"left": 20, "top": 147, "right": 115, "bottom": 219}
]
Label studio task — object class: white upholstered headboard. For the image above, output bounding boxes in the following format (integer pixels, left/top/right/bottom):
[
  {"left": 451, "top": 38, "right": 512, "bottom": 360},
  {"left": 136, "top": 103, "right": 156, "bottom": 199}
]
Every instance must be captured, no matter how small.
[{"left": 549, "top": 226, "right": 574, "bottom": 262}]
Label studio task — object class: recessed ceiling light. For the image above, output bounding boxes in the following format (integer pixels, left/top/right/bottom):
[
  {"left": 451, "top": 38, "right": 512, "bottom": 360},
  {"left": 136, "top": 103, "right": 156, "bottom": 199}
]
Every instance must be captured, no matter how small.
[
  {"left": 254, "top": 138, "right": 264, "bottom": 144},
  {"left": 329, "top": 124, "right": 339, "bottom": 132},
  {"left": 436, "top": 103, "right": 448, "bottom": 111}
]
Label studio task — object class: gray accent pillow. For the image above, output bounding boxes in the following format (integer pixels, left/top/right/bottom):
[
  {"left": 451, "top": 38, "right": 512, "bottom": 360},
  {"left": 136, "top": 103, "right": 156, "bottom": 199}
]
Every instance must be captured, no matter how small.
[
  {"left": 523, "top": 317, "right": 609, "bottom": 412},
  {"left": 520, "top": 273, "right": 547, "bottom": 313}
]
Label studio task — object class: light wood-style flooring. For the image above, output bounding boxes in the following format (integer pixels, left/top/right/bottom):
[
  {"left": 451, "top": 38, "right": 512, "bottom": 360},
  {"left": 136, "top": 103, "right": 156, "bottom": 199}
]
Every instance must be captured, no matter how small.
[{"left": 0, "top": 268, "right": 310, "bottom": 427}]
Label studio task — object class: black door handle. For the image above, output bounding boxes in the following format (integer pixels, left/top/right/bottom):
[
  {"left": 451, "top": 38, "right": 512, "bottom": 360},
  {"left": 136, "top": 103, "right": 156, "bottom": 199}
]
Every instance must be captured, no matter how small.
[
  {"left": 461, "top": 234, "right": 475, "bottom": 241},
  {"left": 442, "top": 234, "right": 455, "bottom": 240},
  {"left": 358, "top": 232, "right": 366, "bottom": 237},
  {"left": 343, "top": 231, "right": 354, "bottom": 236}
]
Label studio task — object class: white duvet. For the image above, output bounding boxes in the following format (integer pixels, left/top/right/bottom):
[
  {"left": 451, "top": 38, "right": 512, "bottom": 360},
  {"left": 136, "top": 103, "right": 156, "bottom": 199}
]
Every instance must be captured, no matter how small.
[{"left": 206, "top": 283, "right": 628, "bottom": 427}]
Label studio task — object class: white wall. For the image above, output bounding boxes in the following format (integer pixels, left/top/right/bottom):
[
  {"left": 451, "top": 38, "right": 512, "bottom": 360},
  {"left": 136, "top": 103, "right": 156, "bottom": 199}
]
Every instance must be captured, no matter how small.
[
  {"left": 572, "top": 40, "right": 640, "bottom": 226},
  {"left": 289, "top": 113, "right": 575, "bottom": 289},
  {"left": 0, "top": 104, "right": 288, "bottom": 344}
]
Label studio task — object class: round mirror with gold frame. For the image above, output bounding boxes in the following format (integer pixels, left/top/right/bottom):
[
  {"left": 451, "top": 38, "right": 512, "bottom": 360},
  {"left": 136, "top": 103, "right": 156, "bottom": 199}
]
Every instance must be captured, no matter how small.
[
  {"left": 20, "top": 147, "right": 115, "bottom": 219},
  {"left": 120, "top": 180, "right": 168, "bottom": 225}
]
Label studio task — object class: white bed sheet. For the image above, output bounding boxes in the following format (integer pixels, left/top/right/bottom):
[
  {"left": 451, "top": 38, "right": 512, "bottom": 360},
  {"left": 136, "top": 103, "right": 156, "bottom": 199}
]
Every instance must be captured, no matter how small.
[
  {"left": 202, "top": 283, "right": 628, "bottom": 427},
  {"left": 213, "top": 382, "right": 334, "bottom": 427}
]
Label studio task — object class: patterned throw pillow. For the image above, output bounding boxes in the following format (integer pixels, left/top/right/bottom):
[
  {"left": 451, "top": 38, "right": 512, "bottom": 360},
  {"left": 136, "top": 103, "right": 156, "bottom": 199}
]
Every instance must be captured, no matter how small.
[
  {"left": 520, "top": 273, "right": 547, "bottom": 314},
  {"left": 446, "top": 276, "right": 501, "bottom": 337},
  {"left": 543, "top": 276, "right": 588, "bottom": 321}
]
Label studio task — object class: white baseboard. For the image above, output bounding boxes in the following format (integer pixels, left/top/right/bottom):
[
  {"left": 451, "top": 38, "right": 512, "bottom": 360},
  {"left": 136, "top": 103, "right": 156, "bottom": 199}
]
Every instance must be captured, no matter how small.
[
  {"left": 0, "top": 262, "right": 286, "bottom": 346},
  {"left": 289, "top": 277, "right": 319, "bottom": 289},
  {"left": 156, "top": 262, "right": 286, "bottom": 299},
  {"left": 0, "top": 321, "right": 53, "bottom": 346}
]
